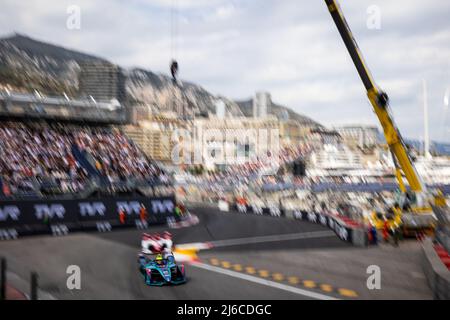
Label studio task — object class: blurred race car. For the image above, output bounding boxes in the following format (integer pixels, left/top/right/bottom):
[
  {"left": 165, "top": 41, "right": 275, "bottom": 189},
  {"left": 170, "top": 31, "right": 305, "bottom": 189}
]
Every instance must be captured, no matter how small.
[
  {"left": 141, "top": 231, "right": 173, "bottom": 255},
  {"left": 138, "top": 253, "right": 186, "bottom": 286}
]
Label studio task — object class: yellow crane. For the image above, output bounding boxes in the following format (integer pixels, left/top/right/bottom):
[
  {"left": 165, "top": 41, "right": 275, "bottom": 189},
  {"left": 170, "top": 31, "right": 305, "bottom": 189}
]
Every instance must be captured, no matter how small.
[{"left": 324, "top": 0, "right": 445, "bottom": 236}]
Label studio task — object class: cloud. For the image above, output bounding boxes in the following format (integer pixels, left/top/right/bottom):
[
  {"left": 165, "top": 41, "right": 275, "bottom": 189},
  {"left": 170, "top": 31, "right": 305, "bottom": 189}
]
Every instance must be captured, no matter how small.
[
  {"left": 131, "top": 0, "right": 225, "bottom": 9},
  {"left": 212, "top": 4, "right": 237, "bottom": 20},
  {"left": 0, "top": 0, "right": 449, "bottom": 141}
]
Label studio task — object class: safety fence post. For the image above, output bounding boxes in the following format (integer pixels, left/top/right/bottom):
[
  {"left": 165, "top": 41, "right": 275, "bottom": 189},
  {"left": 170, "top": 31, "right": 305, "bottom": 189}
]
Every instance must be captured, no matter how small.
[
  {"left": 0, "top": 257, "right": 6, "bottom": 300},
  {"left": 30, "top": 272, "right": 38, "bottom": 300}
]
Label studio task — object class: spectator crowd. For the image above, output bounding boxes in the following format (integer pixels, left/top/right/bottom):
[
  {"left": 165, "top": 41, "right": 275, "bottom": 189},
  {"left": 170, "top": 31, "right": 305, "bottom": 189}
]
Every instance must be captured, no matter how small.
[
  {"left": 74, "top": 128, "right": 166, "bottom": 183},
  {"left": 0, "top": 121, "right": 164, "bottom": 197}
]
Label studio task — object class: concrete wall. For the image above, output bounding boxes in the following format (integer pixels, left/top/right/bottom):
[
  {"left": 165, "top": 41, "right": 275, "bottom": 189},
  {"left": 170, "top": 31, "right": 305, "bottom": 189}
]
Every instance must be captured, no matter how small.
[
  {"left": 436, "top": 228, "right": 450, "bottom": 253},
  {"left": 421, "top": 238, "right": 450, "bottom": 300}
]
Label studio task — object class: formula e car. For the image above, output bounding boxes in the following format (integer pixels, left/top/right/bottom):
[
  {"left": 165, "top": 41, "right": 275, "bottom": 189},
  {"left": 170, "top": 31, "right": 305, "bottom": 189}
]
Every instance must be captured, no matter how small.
[
  {"left": 141, "top": 231, "right": 173, "bottom": 255},
  {"left": 138, "top": 253, "right": 186, "bottom": 286}
]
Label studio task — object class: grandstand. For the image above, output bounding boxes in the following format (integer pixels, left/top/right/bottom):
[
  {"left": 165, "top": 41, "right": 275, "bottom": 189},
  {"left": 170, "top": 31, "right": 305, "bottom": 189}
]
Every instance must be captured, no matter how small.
[
  {"left": 0, "top": 91, "right": 171, "bottom": 200},
  {"left": 0, "top": 90, "right": 126, "bottom": 124}
]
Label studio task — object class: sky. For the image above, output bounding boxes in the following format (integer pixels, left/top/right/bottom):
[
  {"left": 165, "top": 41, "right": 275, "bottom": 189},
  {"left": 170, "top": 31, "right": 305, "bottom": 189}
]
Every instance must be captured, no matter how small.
[{"left": 0, "top": 0, "right": 449, "bottom": 142}]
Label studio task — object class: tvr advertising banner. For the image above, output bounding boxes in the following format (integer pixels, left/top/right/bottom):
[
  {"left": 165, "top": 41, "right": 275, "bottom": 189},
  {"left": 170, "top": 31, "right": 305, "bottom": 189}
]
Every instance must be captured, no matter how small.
[{"left": 0, "top": 196, "right": 176, "bottom": 239}]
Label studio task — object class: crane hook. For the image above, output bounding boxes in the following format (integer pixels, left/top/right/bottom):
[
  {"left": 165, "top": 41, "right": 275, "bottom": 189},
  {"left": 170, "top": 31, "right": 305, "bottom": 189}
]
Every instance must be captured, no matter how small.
[{"left": 170, "top": 60, "right": 178, "bottom": 82}]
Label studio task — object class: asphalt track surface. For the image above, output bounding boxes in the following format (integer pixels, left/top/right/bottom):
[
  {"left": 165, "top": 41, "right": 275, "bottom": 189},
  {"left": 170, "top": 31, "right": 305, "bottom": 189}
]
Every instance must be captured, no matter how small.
[{"left": 0, "top": 207, "right": 432, "bottom": 299}]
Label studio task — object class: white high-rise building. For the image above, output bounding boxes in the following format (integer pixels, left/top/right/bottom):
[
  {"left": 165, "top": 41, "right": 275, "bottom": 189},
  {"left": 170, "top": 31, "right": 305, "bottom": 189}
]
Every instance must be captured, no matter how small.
[
  {"left": 334, "top": 125, "right": 379, "bottom": 148},
  {"left": 215, "top": 99, "right": 226, "bottom": 119},
  {"left": 253, "top": 91, "right": 271, "bottom": 118}
]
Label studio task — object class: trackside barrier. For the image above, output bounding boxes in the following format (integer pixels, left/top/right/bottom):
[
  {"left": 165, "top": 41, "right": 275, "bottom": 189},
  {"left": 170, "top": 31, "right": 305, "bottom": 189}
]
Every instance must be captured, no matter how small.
[
  {"left": 436, "top": 229, "right": 450, "bottom": 253},
  {"left": 422, "top": 238, "right": 450, "bottom": 300},
  {"left": 289, "top": 209, "right": 367, "bottom": 247},
  {"left": 232, "top": 203, "right": 368, "bottom": 247},
  {"left": 0, "top": 196, "right": 178, "bottom": 239}
]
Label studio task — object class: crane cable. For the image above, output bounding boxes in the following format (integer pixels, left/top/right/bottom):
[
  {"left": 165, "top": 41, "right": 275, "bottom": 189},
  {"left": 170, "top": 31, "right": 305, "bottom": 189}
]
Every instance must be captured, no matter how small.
[
  {"left": 169, "top": 0, "right": 180, "bottom": 118},
  {"left": 170, "top": 0, "right": 191, "bottom": 121},
  {"left": 170, "top": 0, "right": 179, "bottom": 81},
  {"left": 170, "top": 0, "right": 175, "bottom": 58}
]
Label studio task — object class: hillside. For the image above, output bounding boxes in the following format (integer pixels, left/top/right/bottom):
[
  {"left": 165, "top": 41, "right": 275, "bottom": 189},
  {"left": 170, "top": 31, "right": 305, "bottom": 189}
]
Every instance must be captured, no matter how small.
[{"left": 0, "top": 33, "right": 318, "bottom": 122}]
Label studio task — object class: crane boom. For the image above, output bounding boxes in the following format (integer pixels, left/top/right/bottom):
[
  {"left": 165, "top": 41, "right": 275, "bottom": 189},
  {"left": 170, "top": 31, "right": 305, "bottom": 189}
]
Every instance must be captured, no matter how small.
[{"left": 324, "top": 0, "right": 424, "bottom": 193}]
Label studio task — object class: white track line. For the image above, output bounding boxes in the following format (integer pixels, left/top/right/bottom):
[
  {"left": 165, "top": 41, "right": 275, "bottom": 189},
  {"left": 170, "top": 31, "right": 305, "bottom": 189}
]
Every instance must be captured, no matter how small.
[
  {"left": 190, "top": 261, "right": 339, "bottom": 300},
  {"left": 176, "top": 230, "right": 336, "bottom": 250}
]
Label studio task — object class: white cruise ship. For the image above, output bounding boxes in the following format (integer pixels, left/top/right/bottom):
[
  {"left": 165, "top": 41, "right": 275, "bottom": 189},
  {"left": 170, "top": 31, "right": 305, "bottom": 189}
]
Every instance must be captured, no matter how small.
[
  {"left": 308, "top": 144, "right": 363, "bottom": 170},
  {"left": 306, "top": 144, "right": 375, "bottom": 180},
  {"left": 378, "top": 152, "right": 450, "bottom": 185},
  {"left": 414, "top": 156, "right": 450, "bottom": 184}
]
